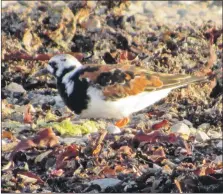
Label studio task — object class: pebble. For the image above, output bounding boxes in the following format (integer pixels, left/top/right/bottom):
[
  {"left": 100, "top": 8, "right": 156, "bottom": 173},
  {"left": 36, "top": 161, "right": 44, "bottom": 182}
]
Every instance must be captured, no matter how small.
[
  {"left": 207, "top": 130, "right": 222, "bottom": 139},
  {"left": 214, "top": 155, "right": 223, "bottom": 164},
  {"left": 174, "top": 158, "right": 181, "bottom": 163},
  {"left": 94, "top": 5, "right": 107, "bottom": 15},
  {"left": 162, "top": 113, "right": 172, "bottom": 120},
  {"left": 28, "top": 104, "right": 36, "bottom": 113},
  {"left": 6, "top": 82, "right": 26, "bottom": 93},
  {"left": 170, "top": 122, "right": 190, "bottom": 140},
  {"left": 2, "top": 121, "right": 31, "bottom": 133},
  {"left": 189, "top": 127, "right": 197, "bottom": 135},
  {"left": 162, "top": 165, "right": 172, "bottom": 175},
  {"left": 177, "top": 1, "right": 195, "bottom": 5},
  {"left": 143, "top": 1, "right": 155, "bottom": 13},
  {"left": 35, "top": 150, "right": 52, "bottom": 164},
  {"left": 182, "top": 119, "right": 193, "bottom": 127},
  {"left": 2, "top": 1, "right": 17, "bottom": 8},
  {"left": 127, "top": 2, "right": 144, "bottom": 15},
  {"left": 131, "top": 114, "right": 147, "bottom": 125},
  {"left": 86, "top": 16, "right": 101, "bottom": 32},
  {"left": 153, "top": 163, "right": 162, "bottom": 170},
  {"left": 195, "top": 131, "right": 210, "bottom": 142},
  {"left": 2, "top": 139, "right": 8, "bottom": 145},
  {"left": 135, "top": 121, "right": 146, "bottom": 131},
  {"left": 198, "top": 123, "right": 211, "bottom": 131},
  {"left": 162, "top": 159, "right": 176, "bottom": 168},
  {"left": 177, "top": 9, "right": 188, "bottom": 18},
  {"left": 107, "top": 124, "right": 121, "bottom": 134},
  {"left": 59, "top": 136, "right": 89, "bottom": 146},
  {"left": 86, "top": 1, "right": 97, "bottom": 9},
  {"left": 88, "top": 178, "right": 121, "bottom": 190},
  {"left": 216, "top": 140, "right": 222, "bottom": 148},
  {"left": 54, "top": 95, "right": 65, "bottom": 108}
]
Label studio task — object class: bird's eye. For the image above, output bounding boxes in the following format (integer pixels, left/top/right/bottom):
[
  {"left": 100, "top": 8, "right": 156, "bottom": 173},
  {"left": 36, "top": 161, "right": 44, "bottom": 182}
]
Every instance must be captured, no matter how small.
[{"left": 49, "top": 61, "right": 57, "bottom": 67}]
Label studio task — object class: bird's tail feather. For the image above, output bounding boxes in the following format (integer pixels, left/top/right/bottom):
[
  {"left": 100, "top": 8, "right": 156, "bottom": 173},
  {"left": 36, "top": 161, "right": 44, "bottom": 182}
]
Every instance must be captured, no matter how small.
[{"left": 150, "top": 72, "right": 209, "bottom": 90}]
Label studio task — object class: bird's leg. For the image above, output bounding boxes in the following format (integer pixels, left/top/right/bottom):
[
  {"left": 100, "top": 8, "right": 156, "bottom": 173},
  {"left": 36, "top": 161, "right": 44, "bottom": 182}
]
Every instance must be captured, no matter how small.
[{"left": 115, "top": 117, "right": 130, "bottom": 128}]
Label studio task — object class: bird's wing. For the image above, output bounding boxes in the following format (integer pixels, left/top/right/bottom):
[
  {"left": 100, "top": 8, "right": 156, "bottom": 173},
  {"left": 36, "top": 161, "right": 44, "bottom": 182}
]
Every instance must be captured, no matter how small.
[{"left": 79, "top": 64, "right": 207, "bottom": 101}]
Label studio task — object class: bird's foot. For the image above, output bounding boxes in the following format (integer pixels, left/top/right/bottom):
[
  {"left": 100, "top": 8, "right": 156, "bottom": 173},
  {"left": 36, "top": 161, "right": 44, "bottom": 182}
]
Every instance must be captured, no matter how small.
[{"left": 115, "top": 117, "right": 129, "bottom": 128}]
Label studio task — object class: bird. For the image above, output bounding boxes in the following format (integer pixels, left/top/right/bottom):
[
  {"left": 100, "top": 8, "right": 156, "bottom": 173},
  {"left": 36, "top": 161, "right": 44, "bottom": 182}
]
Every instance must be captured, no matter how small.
[{"left": 32, "top": 54, "right": 208, "bottom": 128}]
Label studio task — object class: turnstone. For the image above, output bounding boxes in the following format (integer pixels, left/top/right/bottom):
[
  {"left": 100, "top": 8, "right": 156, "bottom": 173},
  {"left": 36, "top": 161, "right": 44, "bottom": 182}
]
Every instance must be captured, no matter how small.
[{"left": 33, "top": 54, "right": 208, "bottom": 127}]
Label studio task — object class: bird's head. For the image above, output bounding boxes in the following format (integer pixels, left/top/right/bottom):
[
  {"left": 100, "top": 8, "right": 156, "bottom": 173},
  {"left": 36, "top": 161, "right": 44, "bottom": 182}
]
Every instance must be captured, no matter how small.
[
  {"left": 30, "top": 54, "right": 83, "bottom": 79},
  {"left": 47, "top": 54, "right": 82, "bottom": 77}
]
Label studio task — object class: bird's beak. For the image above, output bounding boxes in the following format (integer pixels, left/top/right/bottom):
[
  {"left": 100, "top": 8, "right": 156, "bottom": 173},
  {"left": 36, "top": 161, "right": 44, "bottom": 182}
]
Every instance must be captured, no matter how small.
[{"left": 28, "top": 68, "right": 49, "bottom": 81}]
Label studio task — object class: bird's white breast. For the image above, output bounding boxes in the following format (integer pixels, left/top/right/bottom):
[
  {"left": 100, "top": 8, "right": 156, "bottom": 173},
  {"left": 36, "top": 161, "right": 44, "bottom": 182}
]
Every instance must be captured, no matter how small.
[{"left": 80, "top": 87, "right": 172, "bottom": 119}]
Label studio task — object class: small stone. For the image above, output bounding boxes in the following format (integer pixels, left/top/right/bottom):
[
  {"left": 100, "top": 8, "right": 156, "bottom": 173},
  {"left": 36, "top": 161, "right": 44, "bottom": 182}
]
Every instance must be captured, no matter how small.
[
  {"left": 196, "top": 131, "right": 210, "bottom": 142},
  {"left": 162, "top": 165, "right": 172, "bottom": 175},
  {"left": 107, "top": 124, "right": 121, "bottom": 134},
  {"left": 207, "top": 130, "right": 222, "bottom": 139},
  {"left": 162, "top": 113, "right": 172, "bottom": 120},
  {"left": 88, "top": 178, "right": 121, "bottom": 190},
  {"left": 2, "top": 1, "right": 17, "bottom": 8},
  {"left": 136, "top": 121, "right": 146, "bottom": 130},
  {"left": 124, "top": 128, "right": 133, "bottom": 134},
  {"left": 87, "top": 17, "right": 101, "bottom": 32},
  {"left": 28, "top": 104, "right": 36, "bottom": 113},
  {"left": 54, "top": 95, "right": 65, "bottom": 108},
  {"left": 216, "top": 140, "right": 223, "bottom": 148},
  {"left": 177, "top": 9, "right": 188, "bottom": 18},
  {"left": 143, "top": 1, "right": 155, "bottom": 13},
  {"left": 6, "top": 82, "right": 26, "bottom": 93},
  {"left": 180, "top": 148, "right": 188, "bottom": 154},
  {"left": 182, "top": 119, "right": 193, "bottom": 127},
  {"left": 189, "top": 127, "right": 197, "bottom": 135},
  {"left": 2, "top": 139, "right": 8, "bottom": 145},
  {"left": 170, "top": 122, "right": 190, "bottom": 140},
  {"left": 153, "top": 163, "right": 162, "bottom": 170},
  {"left": 174, "top": 158, "right": 181, "bottom": 163},
  {"left": 86, "top": 1, "right": 97, "bottom": 9},
  {"left": 128, "top": 2, "right": 144, "bottom": 15},
  {"left": 198, "top": 123, "right": 211, "bottom": 131},
  {"left": 214, "top": 155, "right": 223, "bottom": 164},
  {"left": 132, "top": 114, "right": 147, "bottom": 123},
  {"left": 59, "top": 136, "right": 88, "bottom": 146},
  {"left": 80, "top": 16, "right": 101, "bottom": 33}
]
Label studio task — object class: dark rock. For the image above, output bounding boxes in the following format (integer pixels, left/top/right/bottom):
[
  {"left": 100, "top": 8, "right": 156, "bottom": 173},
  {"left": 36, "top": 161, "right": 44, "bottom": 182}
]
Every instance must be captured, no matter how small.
[
  {"left": 107, "top": 16, "right": 124, "bottom": 28},
  {"left": 103, "top": 52, "right": 117, "bottom": 64},
  {"left": 166, "top": 40, "right": 178, "bottom": 51},
  {"left": 71, "top": 35, "right": 94, "bottom": 53},
  {"left": 210, "top": 81, "right": 223, "bottom": 98},
  {"left": 116, "top": 34, "right": 129, "bottom": 50}
]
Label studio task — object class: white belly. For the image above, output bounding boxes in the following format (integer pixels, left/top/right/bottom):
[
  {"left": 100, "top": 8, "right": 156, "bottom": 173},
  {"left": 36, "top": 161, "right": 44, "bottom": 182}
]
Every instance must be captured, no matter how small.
[{"left": 80, "top": 87, "right": 172, "bottom": 119}]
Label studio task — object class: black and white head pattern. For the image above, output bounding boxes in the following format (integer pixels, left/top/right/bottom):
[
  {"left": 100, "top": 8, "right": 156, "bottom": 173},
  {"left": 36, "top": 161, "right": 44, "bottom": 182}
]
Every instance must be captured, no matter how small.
[{"left": 47, "top": 54, "right": 82, "bottom": 77}]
